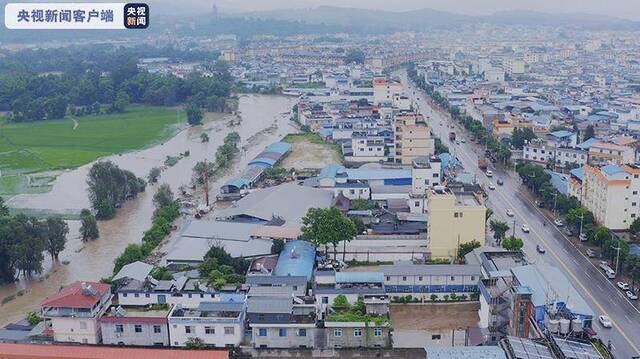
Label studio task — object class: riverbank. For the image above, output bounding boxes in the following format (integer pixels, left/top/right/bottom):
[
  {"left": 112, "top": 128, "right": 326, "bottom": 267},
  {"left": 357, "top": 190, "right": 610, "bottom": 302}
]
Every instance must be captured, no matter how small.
[{"left": 0, "top": 94, "right": 297, "bottom": 327}]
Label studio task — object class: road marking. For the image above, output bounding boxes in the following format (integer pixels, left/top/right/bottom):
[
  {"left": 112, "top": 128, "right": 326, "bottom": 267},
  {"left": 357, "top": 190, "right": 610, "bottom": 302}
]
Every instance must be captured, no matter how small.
[{"left": 406, "top": 78, "right": 640, "bottom": 355}]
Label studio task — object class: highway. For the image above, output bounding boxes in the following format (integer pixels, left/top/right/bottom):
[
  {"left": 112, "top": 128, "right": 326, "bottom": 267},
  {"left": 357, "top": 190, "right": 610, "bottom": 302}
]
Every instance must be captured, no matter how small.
[{"left": 398, "top": 70, "right": 640, "bottom": 359}]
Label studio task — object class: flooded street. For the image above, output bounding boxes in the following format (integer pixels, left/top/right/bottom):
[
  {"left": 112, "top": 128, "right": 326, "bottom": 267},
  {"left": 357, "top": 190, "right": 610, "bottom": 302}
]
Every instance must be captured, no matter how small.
[{"left": 0, "top": 94, "right": 297, "bottom": 325}]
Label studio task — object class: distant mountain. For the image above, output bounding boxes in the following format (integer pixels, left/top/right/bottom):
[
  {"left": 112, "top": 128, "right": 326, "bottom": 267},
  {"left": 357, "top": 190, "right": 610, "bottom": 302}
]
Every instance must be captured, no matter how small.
[{"left": 235, "top": 6, "right": 640, "bottom": 31}]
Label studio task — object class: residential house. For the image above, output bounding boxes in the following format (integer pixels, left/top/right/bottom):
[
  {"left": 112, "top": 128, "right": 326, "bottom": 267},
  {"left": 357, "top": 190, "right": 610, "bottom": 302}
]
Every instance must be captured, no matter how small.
[{"left": 168, "top": 300, "right": 245, "bottom": 348}]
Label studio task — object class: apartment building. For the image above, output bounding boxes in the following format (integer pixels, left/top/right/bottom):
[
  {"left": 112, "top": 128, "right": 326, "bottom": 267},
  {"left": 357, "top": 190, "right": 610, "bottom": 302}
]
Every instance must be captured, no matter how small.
[
  {"left": 588, "top": 140, "right": 635, "bottom": 166},
  {"left": 426, "top": 187, "right": 487, "bottom": 259},
  {"left": 373, "top": 77, "right": 403, "bottom": 105},
  {"left": 569, "top": 164, "right": 640, "bottom": 230},
  {"left": 41, "top": 281, "right": 112, "bottom": 344},
  {"left": 347, "top": 131, "right": 388, "bottom": 163},
  {"left": 380, "top": 263, "right": 480, "bottom": 300},
  {"left": 99, "top": 306, "right": 170, "bottom": 346},
  {"left": 503, "top": 58, "right": 525, "bottom": 75},
  {"left": 247, "top": 296, "right": 317, "bottom": 349},
  {"left": 393, "top": 111, "right": 434, "bottom": 165}
]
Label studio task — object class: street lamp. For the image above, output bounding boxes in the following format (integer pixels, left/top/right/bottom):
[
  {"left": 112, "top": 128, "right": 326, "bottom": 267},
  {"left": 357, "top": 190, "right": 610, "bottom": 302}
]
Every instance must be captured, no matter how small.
[
  {"left": 552, "top": 192, "right": 559, "bottom": 217},
  {"left": 578, "top": 212, "right": 585, "bottom": 238},
  {"left": 614, "top": 245, "right": 622, "bottom": 277}
]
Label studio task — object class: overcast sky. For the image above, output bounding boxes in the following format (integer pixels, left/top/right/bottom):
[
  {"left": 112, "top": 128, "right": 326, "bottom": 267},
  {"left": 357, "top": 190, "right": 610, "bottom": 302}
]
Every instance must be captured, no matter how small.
[{"left": 170, "top": 0, "right": 640, "bottom": 20}]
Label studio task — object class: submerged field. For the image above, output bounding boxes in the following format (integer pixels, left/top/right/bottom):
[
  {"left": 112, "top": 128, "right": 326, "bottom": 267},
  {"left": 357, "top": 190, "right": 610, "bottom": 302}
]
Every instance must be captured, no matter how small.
[
  {"left": 0, "top": 106, "right": 183, "bottom": 175},
  {"left": 0, "top": 106, "right": 183, "bottom": 197}
]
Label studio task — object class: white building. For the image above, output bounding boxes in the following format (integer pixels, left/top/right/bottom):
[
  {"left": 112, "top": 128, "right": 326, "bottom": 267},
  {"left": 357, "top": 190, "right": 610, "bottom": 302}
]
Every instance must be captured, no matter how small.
[
  {"left": 41, "top": 281, "right": 112, "bottom": 344},
  {"left": 168, "top": 301, "right": 245, "bottom": 348}
]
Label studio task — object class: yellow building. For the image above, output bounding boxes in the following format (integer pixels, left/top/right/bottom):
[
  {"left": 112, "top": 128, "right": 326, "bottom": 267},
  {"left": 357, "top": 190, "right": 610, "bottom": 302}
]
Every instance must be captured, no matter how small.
[
  {"left": 426, "top": 187, "right": 486, "bottom": 259},
  {"left": 394, "top": 111, "right": 434, "bottom": 165}
]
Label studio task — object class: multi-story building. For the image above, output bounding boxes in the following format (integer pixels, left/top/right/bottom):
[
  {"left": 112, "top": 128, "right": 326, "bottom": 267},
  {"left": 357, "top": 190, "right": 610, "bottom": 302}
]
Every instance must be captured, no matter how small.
[
  {"left": 588, "top": 140, "right": 635, "bottom": 166},
  {"left": 393, "top": 111, "right": 434, "bottom": 165},
  {"left": 324, "top": 321, "right": 391, "bottom": 349},
  {"left": 411, "top": 156, "right": 442, "bottom": 194},
  {"left": 168, "top": 300, "right": 245, "bottom": 348},
  {"left": 380, "top": 263, "right": 480, "bottom": 300},
  {"left": 246, "top": 296, "right": 317, "bottom": 349},
  {"left": 503, "top": 58, "right": 525, "bottom": 75},
  {"left": 41, "top": 281, "right": 112, "bottom": 344},
  {"left": 426, "top": 187, "right": 487, "bottom": 259},
  {"left": 99, "top": 306, "right": 170, "bottom": 346},
  {"left": 569, "top": 164, "right": 640, "bottom": 230},
  {"left": 373, "top": 77, "right": 403, "bottom": 105},
  {"left": 347, "top": 131, "right": 388, "bottom": 163}
]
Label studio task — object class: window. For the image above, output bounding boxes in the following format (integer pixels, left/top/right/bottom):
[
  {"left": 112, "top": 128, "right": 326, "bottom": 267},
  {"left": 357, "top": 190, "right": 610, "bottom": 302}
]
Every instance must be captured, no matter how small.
[
  {"left": 451, "top": 276, "right": 455, "bottom": 281},
  {"left": 115, "top": 324, "right": 123, "bottom": 333},
  {"left": 258, "top": 328, "right": 267, "bottom": 337},
  {"left": 454, "top": 212, "right": 459, "bottom": 218},
  {"left": 433, "top": 173, "right": 439, "bottom": 178},
  {"left": 418, "top": 276, "right": 423, "bottom": 281},
  {"left": 334, "top": 328, "right": 343, "bottom": 337},
  {"left": 79, "top": 321, "right": 87, "bottom": 330},
  {"left": 205, "top": 326, "right": 215, "bottom": 334},
  {"left": 82, "top": 339, "right": 88, "bottom": 344},
  {"left": 432, "top": 334, "right": 441, "bottom": 340},
  {"left": 122, "top": 293, "right": 128, "bottom": 297},
  {"left": 185, "top": 326, "right": 193, "bottom": 334},
  {"left": 374, "top": 328, "right": 383, "bottom": 337},
  {"left": 134, "top": 325, "right": 142, "bottom": 333},
  {"left": 322, "top": 297, "right": 329, "bottom": 304},
  {"left": 153, "top": 325, "right": 161, "bottom": 333},
  {"left": 134, "top": 293, "right": 140, "bottom": 298},
  {"left": 224, "top": 327, "right": 235, "bottom": 335},
  {"left": 353, "top": 328, "right": 362, "bottom": 337},
  {"left": 145, "top": 293, "right": 150, "bottom": 298},
  {"left": 402, "top": 276, "right": 407, "bottom": 281},
  {"left": 298, "top": 328, "right": 307, "bottom": 337},
  {"left": 279, "top": 328, "right": 288, "bottom": 337},
  {"left": 386, "top": 276, "right": 390, "bottom": 281},
  {"left": 415, "top": 201, "right": 420, "bottom": 207}
]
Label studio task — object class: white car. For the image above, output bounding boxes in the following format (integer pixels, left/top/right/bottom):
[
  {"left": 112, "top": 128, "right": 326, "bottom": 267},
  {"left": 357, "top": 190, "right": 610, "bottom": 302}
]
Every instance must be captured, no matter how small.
[
  {"left": 488, "top": 183, "right": 496, "bottom": 190},
  {"left": 617, "top": 282, "right": 630, "bottom": 291},
  {"left": 486, "top": 170, "right": 493, "bottom": 177},
  {"left": 579, "top": 233, "right": 588, "bottom": 242},
  {"left": 554, "top": 219, "right": 564, "bottom": 227},
  {"left": 506, "top": 209, "right": 515, "bottom": 217},
  {"left": 598, "top": 315, "right": 612, "bottom": 328},
  {"left": 521, "top": 224, "right": 530, "bottom": 233},
  {"left": 626, "top": 291, "right": 638, "bottom": 300},
  {"left": 461, "top": 139, "right": 466, "bottom": 143}
]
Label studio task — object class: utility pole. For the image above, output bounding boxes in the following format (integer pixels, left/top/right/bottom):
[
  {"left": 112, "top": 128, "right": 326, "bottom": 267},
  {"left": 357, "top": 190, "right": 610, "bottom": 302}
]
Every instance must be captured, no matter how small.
[
  {"left": 615, "top": 245, "right": 622, "bottom": 277},
  {"left": 552, "top": 193, "right": 558, "bottom": 217},
  {"left": 512, "top": 219, "right": 516, "bottom": 238},
  {"left": 203, "top": 159, "right": 210, "bottom": 207},
  {"left": 579, "top": 212, "right": 584, "bottom": 237}
]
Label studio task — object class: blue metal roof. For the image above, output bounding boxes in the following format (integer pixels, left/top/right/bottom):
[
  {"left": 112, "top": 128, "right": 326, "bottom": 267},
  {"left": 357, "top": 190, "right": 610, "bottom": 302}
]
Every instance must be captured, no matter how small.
[
  {"left": 544, "top": 170, "right": 568, "bottom": 195},
  {"left": 601, "top": 164, "right": 625, "bottom": 176},
  {"left": 438, "top": 153, "right": 459, "bottom": 169},
  {"left": 345, "top": 168, "right": 411, "bottom": 181},
  {"left": 576, "top": 138, "right": 597, "bottom": 150},
  {"left": 274, "top": 240, "right": 316, "bottom": 281},
  {"left": 319, "top": 164, "right": 344, "bottom": 179},
  {"left": 248, "top": 158, "right": 277, "bottom": 167},
  {"left": 224, "top": 178, "right": 252, "bottom": 189},
  {"left": 570, "top": 167, "right": 584, "bottom": 182},
  {"left": 265, "top": 142, "right": 292, "bottom": 155},
  {"left": 549, "top": 130, "right": 574, "bottom": 138},
  {"left": 335, "top": 271, "right": 384, "bottom": 284}
]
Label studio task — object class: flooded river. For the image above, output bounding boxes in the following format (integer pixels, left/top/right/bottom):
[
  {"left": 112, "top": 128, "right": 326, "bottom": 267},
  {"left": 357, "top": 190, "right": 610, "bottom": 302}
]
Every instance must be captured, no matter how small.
[{"left": 0, "top": 94, "right": 297, "bottom": 325}]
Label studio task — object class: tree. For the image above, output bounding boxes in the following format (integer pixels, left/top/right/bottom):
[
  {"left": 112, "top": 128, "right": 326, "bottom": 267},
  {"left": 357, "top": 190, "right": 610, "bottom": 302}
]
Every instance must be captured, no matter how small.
[
  {"left": 592, "top": 226, "right": 611, "bottom": 250},
  {"left": 603, "top": 238, "right": 629, "bottom": 264},
  {"left": 113, "top": 243, "right": 144, "bottom": 274},
  {"left": 87, "top": 161, "right": 145, "bottom": 219},
  {"left": 186, "top": 103, "right": 203, "bottom": 125},
  {"left": 192, "top": 161, "right": 215, "bottom": 184},
  {"left": 501, "top": 236, "right": 524, "bottom": 251},
  {"left": 301, "top": 207, "right": 357, "bottom": 261},
  {"left": 271, "top": 238, "right": 285, "bottom": 254},
  {"left": 153, "top": 184, "right": 174, "bottom": 209},
  {"left": 511, "top": 127, "right": 537, "bottom": 149},
  {"left": 111, "top": 90, "right": 129, "bottom": 113},
  {"left": 458, "top": 240, "right": 481, "bottom": 260},
  {"left": 584, "top": 125, "right": 595, "bottom": 141},
  {"left": 79, "top": 209, "right": 99, "bottom": 241},
  {"left": 490, "top": 220, "right": 509, "bottom": 241},
  {"left": 45, "top": 218, "right": 68, "bottom": 261},
  {"left": 148, "top": 167, "right": 161, "bottom": 183},
  {"left": 350, "top": 199, "right": 377, "bottom": 210},
  {"left": 26, "top": 311, "right": 43, "bottom": 326},
  {"left": 333, "top": 294, "right": 350, "bottom": 309},
  {"left": 0, "top": 197, "right": 8, "bottom": 217},
  {"left": 12, "top": 215, "right": 46, "bottom": 277},
  {"left": 630, "top": 218, "right": 640, "bottom": 237},
  {"left": 185, "top": 337, "right": 206, "bottom": 349},
  {"left": 624, "top": 256, "right": 640, "bottom": 289},
  {"left": 485, "top": 208, "right": 493, "bottom": 222},
  {"left": 344, "top": 49, "right": 365, "bottom": 64},
  {"left": 200, "top": 133, "right": 210, "bottom": 143}
]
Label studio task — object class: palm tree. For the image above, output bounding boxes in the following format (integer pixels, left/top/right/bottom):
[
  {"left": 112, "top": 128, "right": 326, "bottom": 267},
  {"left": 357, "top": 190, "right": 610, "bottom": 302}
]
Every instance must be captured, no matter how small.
[{"left": 490, "top": 220, "right": 510, "bottom": 243}]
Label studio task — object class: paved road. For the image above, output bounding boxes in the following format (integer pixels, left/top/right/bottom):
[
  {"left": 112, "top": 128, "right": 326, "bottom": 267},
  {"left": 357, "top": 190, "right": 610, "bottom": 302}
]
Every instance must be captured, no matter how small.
[{"left": 399, "top": 70, "right": 640, "bottom": 358}]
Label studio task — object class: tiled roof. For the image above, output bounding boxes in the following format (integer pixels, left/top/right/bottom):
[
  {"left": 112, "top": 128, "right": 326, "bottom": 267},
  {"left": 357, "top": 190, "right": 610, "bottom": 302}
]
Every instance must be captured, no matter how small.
[
  {"left": 0, "top": 343, "right": 228, "bottom": 359},
  {"left": 42, "top": 281, "right": 110, "bottom": 308}
]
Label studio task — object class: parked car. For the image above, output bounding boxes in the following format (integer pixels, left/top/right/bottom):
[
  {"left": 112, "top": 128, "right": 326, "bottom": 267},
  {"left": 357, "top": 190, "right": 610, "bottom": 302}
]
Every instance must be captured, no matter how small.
[
  {"left": 522, "top": 224, "right": 530, "bottom": 233},
  {"left": 497, "top": 179, "right": 504, "bottom": 186},
  {"left": 598, "top": 315, "right": 612, "bottom": 328},
  {"left": 461, "top": 139, "right": 466, "bottom": 143},
  {"left": 626, "top": 291, "right": 638, "bottom": 300},
  {"left": 536, "top": 245, "right": 546, "bottom": 253},
  {"left": 535, "top": 200, "right": 544, "bottom": 208},
  {"left": 617, "top": 282, "right": 630, "bottom": 291},
  {"left": 579, "top": 233, "right": 588, "bottom": 242},
  {"left": 554, "top": 219, "right": 564, "bottom": 227},
  {"left": 506, "top": 209, "right": 515, "bottom": 217},
  {"left": 488, "top": 183, "right": 496, "bottom": 190},
  {"left": 486, "top": 170, "right": 493, "bottom": 177},
  {"left": 564, "top": 228, "right": 574, "bottom": 237},
  {"left": 586, "top": 249, "right": 596, "bottom": 258}
]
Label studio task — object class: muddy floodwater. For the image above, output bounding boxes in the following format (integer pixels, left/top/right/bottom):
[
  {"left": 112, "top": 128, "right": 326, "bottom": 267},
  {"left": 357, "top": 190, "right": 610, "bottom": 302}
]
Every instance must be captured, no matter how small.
[{"left": 0, "top": 94, "right": 296, "bottom": 326}]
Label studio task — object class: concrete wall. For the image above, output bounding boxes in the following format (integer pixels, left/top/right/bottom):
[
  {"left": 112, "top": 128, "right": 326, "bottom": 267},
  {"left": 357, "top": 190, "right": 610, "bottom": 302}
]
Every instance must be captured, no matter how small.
[
  {"left": 168, "top": 320, "right": 243, "bottom": 347},
  {"left": 100, "top": 321, "right": 169, "bottom": 346},
  {"left": 325, "top": 325, "right": 391, "bottom": 348},
  {"left": 251, "top": 325, "right": 316, "bottom": 348},
  {"left": 50, "top": 317, "right": 100, "bottom": 344}
]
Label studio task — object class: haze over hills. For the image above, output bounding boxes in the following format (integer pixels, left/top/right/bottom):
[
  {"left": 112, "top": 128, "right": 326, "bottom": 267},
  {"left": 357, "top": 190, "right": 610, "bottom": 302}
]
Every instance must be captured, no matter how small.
[{"left": 234, "top": 6, "right": 640, "bottom": 31}]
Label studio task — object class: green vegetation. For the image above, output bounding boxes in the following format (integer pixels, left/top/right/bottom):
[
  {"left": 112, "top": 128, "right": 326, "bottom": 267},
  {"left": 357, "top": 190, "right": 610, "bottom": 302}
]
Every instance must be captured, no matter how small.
[
  {"left": 327, "top": 296, "right": 389, "bottom": 325},
  {"left": 350, "top": 199, "right": 378, "bottom": 210},
  {"left": 302, "top": 207, "right": 358, "bottom": 261},
  {"left": 511, "top": 127, "right": 537, "bottom": 149},
  {"left": 198, "top": 246, "right": 249, "bottom": 289},
  {"left": 283, "top": 132, "right": 344, "bottom": 162},
  {"left": 0, "top": 106, "right": 182, "bottom": 175},
  {"left": 501, "top": 236, "right": 524, "bottom": 251},
  {"left": 458, "top": 240, "right": 481, "bottom": 260},
  {"left": 490, "top": 220, "right": 509, "bottom": 241},
  {"left": 26, "top": 311, "right": 43, "bottom": 325},
  {"left": 87, "top": 161, "right": 146, "bottom": 219}
]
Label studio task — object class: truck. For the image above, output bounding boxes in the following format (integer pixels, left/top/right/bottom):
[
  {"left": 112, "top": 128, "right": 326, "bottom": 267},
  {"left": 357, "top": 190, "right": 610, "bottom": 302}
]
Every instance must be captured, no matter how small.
[
  {"left": 449, "top": 132, "right": 456, "bottom": 141},
  {"left": 478, "top": 157, "right": 488, "bottom": 170}
]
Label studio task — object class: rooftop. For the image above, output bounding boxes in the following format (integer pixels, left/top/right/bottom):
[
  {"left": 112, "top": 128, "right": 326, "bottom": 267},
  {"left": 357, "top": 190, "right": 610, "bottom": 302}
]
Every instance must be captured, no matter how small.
[
  {"left": 424, "top": 346, "right": 506, "bottom": 359},
  {"left": 274, "top": 240, "right": 316, "bottom": 280},
  {"left": 42, "top": 281, "right": 110, "bottom": 309}
]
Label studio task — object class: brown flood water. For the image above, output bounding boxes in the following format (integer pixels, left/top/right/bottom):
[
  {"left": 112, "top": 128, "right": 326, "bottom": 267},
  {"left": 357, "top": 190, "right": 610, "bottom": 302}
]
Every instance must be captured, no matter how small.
[{"left": 0, "top": 94, "right": 296, "bottom": 325}]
